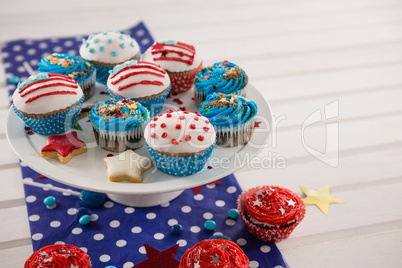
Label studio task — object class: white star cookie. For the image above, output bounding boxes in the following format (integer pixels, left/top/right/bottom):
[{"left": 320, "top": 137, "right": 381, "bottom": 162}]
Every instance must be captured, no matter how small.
[{"left": 104, "top": 150, "right": 152, "bottom": 183}]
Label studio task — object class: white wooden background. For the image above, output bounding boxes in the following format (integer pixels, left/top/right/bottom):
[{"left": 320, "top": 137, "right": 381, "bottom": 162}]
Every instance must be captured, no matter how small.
[{"left": 1, "top": 0, "right": 402, "bottom": 267}]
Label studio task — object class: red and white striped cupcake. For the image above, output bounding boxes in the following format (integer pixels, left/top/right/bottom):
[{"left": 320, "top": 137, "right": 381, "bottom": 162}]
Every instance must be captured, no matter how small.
[
  {"left": 142, "top": 40, "right": 202, "bottom": 94},
  {"left": 12, "top": 73, "right": 84, "bottom": 135}
]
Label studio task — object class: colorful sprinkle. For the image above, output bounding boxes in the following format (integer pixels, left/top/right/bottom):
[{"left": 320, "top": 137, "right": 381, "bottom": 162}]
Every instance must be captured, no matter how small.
[
  {"left": 171, "top": 139, "right": 179, "bottom": 145},
  {"left": 166, "top": 113, "right": 172, "bottom": 118},
  {"left": 150, "top": 133, "right": 156, "bottom": 138},
  {"left": 130, "top": 41, "right": 135, "bottom": 47},
  {"left": 93, "top": 38, "right": 100, "bottom": 43},
  {"left": 179, "top": 116, "right": 185, "bottom": 120},
  {"left": 111, "top": 50, "right": 118, "bottom": 56},
  {"left": 153, "top": 117, "right": 158, "bottom": 121},
  {"left": 185, "top": 135, "right": 191, "bottom": 141},
  {"left": 194, "top": 116, "right": 199, "bottom": 121},
  {"left": 160, "top": 123, "right": 166, "bottom": 128},
  {"left": 161, "top": 132, "right": 167, "bottom": 138},
  {"left": 120, "top": 43, "right": 125, "bottom": 48},
  {"left": 190, "top": 124, "right": 196, "bottom": 130},
  {"left": 89, "top": 48, "right": 95, "bottom": 53},
  {"left": 198, "top": 135, "right": 204, "bottom": 141},
  {"left": 203, "top": 127, "right": 210, "bottom": 132},
  {"left": 175, "top": 124, "right": 181, "bottom": 129},
  {"left": 99, "top": 46, "right": 105, "bottom": 52},
  {"left": 107, "top": 38, "right": 113, "bottom": 44},
  {"left": 150, "top": 123, "right": 156, "bottom": 128}
]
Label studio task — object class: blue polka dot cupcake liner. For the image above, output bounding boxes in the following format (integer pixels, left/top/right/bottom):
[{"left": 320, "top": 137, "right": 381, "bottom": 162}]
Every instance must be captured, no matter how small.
[
  {"left": 93, "top": 54, "right": 141, "bottom": 85},
  {"left": 106, "top": 84, "right": 171, "bottom": 117},
  {"left": 12, "top": 96, "right": 85, "bottom": 135},
  {"left": 78, "top": 69, "right": 96, "bottom": 100},
  {"left": 146, "top": 142, "right": 216, "bottom": 176}
]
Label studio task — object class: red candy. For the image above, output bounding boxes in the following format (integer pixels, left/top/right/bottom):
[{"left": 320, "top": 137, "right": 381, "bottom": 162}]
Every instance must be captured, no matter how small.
[
  {"left": 196, "top": 112, "right": 201, "bottom": 116},
  {"left": 162, "top": 132, "right": 168, "bottom": 138},
  {"left": 194, "top": 116, "right": 199, "bottom": 121},
  {"left": 205, "top": 120, "right": 211, "bottom": 124},
  {"left": 203, "top": 127, "right": 210, "bottom": 132},
  {"left": 150, "top": 133, "right": 156, "bottom": 138},
  {"left": 166, "top": 113, "right": 172, "bottom": 118},
  {"left": 185, "top": 135, "right": 192, "bottom": 141},
  {"left": 171, "top": 139, "right": 179, "bottom": 145},
  {"left": 161, "top": 123, "right": 166, "bottom": 128},
  {"left": 176, "top": 124, "right": 181, "bottom": 129},
  {"left": 153, "top": 117, "right": 158, "bottom": 121},
  {"left": 179, "top": 115, "right": 185, "bottom": 120},
  {"left": 198, "top": 135, "right": 204, "bottom": 141},
  {"left": 115, "top": 112, "right": 122, "bottom": 118},
  {"left": 150, "top": 123, "right": 156, "bottom": 128},
  {"left": 190, "top": 124, "right": 196, "bottom": 129}
]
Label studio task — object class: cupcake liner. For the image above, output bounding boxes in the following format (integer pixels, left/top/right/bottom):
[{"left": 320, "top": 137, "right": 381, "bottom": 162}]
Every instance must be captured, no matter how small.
[
  {"left": 13, "top": 96, "right": 85, "bottom": 135},
  {"left": 78, "top": 68, "right": 96, "bottom": 100},
  {"left": 237, "top": 187, "right": 306, "bottom": 242},
  {"left": 194, "top": 86, "right": 247, "bottom": 107},
  {"left": 106, "top": 84, "right": 171, "bottom": 117},
  {"left": 168, "top": 63, "right": 203, "bottom": 94},
  {"left": 214, "top": 117, "right": 255, "bottom": 147},
  {"left": 93, "top": 54, "right": 141, "bottom": 85},
  {"left": 91, "top": 108, "right": 150, "bottom": 152},
  {"left": 146, "top": 141, "right": 215, "bottom": 176}
]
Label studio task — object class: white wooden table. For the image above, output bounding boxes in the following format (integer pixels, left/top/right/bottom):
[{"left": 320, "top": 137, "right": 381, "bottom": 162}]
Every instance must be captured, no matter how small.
[{"left": 1, "top": 0, "right": 401, "bottom": 267}]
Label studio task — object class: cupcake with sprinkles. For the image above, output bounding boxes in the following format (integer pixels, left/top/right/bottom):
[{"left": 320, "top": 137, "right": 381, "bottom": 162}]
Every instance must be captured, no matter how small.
[
  {"left": 38, "top": 53, "right": 96, "bottom": 100},
  {"left": 12, "top": 73, "right": 84, "bottom": 135},
  {"left": 238, "top": 185, "right": 306, "bottom": 242},
  {"left": 142, "top": 40, "right": 202, "bottom": 94},
  {"left": 24, "top": 244, "right": 92, "bottom": 268},
  {"left": 90, "top": 99, "right": 149, "bottom": 152},
  {"left": 79, "top": 31, "right": 141, "bottom": 84},
  {"left": 144, "top": 110, "right": 216, "bottom": 176},
  {"left": 199, "top": 93, "right": 257, "bottom": 147},
  {"left": 107, "top": 60, "right": 171, "bottom": 116},
  {"left": 194, "top": 61, "right": 248, "bottom": 106}
]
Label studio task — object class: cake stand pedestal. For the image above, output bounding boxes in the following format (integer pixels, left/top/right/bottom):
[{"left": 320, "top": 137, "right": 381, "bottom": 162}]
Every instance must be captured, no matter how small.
[{"left": 107, "top": 190, "right": 184, "bottom": 207}]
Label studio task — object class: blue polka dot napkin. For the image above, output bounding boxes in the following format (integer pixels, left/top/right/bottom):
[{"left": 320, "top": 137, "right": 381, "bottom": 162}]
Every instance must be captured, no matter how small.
[{"left": 2, "top": 22, "right": 289, "bottom": 268}]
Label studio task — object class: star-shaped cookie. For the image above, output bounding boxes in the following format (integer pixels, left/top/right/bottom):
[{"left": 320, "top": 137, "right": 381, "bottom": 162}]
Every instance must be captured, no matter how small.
[
  {"left": 104, "top": 150, "right": 152, "bottom": 183},
  {"left": 40, "top": 131, "right": 87, "bottom": 164}
]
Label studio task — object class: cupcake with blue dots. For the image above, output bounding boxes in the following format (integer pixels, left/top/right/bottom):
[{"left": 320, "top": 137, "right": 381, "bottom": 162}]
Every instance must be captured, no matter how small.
[{"left": 79, "top": 31, "right": 141, "bottom": 84}]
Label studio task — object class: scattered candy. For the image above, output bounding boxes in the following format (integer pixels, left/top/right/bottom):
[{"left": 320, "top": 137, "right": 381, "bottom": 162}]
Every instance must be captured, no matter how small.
[
  {"left": 204, "top": 220, "right": 216, "bottom": 231},
  {"left": 43, "top": 196, "right": 56, "bottom": 206},
  {"left": 8, "top": 75, "right": 20, "bottom": 84},
  {"left": 228, "top": 208, "right": 240, "bottom": 219},
  {"left": 171, "top": 224, "right": 183, "bottom": 235},
  {"left": 78, "top": 214, "right": 91, "bottom": 225},
  {"left": 79, "top": 190, "right": 106, "bottom": 208},
  {"left": 76, "top": 207, "right": 89, "bottom": 219}
]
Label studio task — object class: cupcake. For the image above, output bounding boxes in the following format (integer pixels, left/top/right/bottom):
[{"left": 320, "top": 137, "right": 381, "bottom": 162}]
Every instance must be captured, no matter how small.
[
  {"left": 12, "top": 73, "right": 84, "bottom": 135},
  {"left": 79, "top": 31, "right": 141, "bottom": 84},
  {"left": 180, "top": 239, "right": 249, "bottom": 268},
  {"left": 38, "top": 53, "right": 96, "bottom": 100},
  {"left": 142, "top": 40, "right": 202, "bottom": 94},
  {"left": 106, "top": 60, "right": 171, "bottom": 116},
  {"left": 144, "top": 110, "right": 216, "bottom": 176},
  {"left": 194, "top": 61, "right": 248, "bottom": 106},
  {"left": 24, "top": 244, "right": 92, "bottom": 267},
  {"left": 238, "top": 186, "right": 306, "bottom": 242},
  {"left": 90, "top": 99, "right": 149, "bottom": 152},
  {"left": 199, "top": 93, "right": 257, "bottom": 147}
]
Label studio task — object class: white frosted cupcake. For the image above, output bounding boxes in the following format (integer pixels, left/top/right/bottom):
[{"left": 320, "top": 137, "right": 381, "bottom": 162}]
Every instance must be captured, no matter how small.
[
  {"left": 79, "top": 31, "right": 141, "bottom": 84},
  {"left": 144, "top": 110, "right": 216, "bottom": 176}
]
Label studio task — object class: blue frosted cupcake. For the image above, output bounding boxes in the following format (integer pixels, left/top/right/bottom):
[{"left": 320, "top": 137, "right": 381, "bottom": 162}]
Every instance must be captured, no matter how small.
[
  {"left": 90, "top": 99, "right": 149, "bottom": 152},
  {"left": 194, "top": 61, "right": 248, "bottom": 106},
  {"left": 79, "top": 31, "right": 141, "bottom": 85},
  {"left": 38, "top": 53, "right": 96, "bottom": 100},
  {"left": 199, "top": 93, "right": 257, "bottom": 147},
  {"left": 144, "top": 110, "right": 216, "bottom": 176},
  {"left": 12, "top": 73, "right": 84, "bottom": 135},
  {"left": 106, "top": 60, "right": 171, "bottom": 117}
]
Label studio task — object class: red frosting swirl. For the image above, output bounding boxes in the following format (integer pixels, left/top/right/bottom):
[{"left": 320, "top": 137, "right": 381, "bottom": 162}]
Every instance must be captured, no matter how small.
[
  {"left": 24, "top": 244, "right": 91, "bottom": 268},
  {"left": 244, "top": 186, "right": 305, "bottom": 226},
  {"left": 179, "top": 239, "right": 249, "bottom": 268}
]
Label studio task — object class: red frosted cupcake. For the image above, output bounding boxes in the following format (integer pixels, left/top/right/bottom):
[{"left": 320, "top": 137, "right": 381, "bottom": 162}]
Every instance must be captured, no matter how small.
[
  {"left": 24, "top": 244, "right": 92, "bottom": 267},
  {"left": 238, "top": 186, "right": 306, "bottom": 242},
  {"left": 180, "top": 239, "right": 249, "bottom": 268}
]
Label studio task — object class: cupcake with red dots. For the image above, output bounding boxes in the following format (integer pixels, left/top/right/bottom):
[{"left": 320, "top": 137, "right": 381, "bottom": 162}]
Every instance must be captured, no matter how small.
[
  {"left": 144, "top": 110, "right": 216, "bottom": 176},
  {"left": 238, "top": 185, "right": 306, "bottom": 242},
  {"left": 24, "top": 244, "right": 92, "bottom": 268},
  {"left": 179, "top": 239, "right": 249, "bottom": 268},
  {"left": 142, "top": 40, "right": 202, "bottom": 94}
]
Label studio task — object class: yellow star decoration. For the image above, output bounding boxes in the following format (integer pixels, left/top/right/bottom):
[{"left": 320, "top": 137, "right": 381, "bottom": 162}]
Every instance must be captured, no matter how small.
[{"left": 299, "top": 185, "right": 346, "bottom": 216}]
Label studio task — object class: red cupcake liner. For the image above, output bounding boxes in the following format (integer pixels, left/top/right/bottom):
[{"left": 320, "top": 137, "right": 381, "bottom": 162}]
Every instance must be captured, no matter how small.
[
  {"left": 168, "top": 63, "right": 203, "bottom": 93},
  {"left": 237, "top": 186, "right": 306, "bottom": 242}
]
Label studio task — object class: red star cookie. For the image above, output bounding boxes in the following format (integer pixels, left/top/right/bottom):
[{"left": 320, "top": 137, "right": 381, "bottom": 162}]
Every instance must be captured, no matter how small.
[{"left": 40, "top": 131, "right": 87, "bottom": 164}]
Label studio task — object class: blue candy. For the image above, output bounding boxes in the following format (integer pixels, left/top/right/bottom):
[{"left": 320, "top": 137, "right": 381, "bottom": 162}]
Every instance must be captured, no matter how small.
[
  {"left": 8, "top": 75, "right": 20, "bottom": 84},
  {"left": 171, "top": 224, "right": 183, "bottom": 235},
  {"left": 76, "top": 207, "right": 89, "bottom": 219},
  {"left": 79, "top": 214, "right": 91, "bottom": 225},
  {"left": 43, "top": 196, "right": 56, "bottom": 206},
  {"left": 79, "top": 190, "right": 106, "bottom": 208},
  {"left": 228, "top": 208, "right": 240, "bottom": 219},
  {"left": 204, "top": 220, "right": 216, "bottom": 231}
]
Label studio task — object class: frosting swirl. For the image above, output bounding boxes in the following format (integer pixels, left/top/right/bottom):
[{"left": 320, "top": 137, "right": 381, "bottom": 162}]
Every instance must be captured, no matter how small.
[
  {"left": 194, "top": 61, "right": 248, "bottom": 95},
  {"left": 244, "top": 186, "right": 305, "bottom": 227},
  {"left": 90, "top": 99, "right": 149, "bottom": 132},
  {"left": 38, "top": 53, "right": 95, "bottom": 83},
  {"left": 24, "top": 244, "right": 92, "bottom": 268},
  {"left": 179, "top": 239, "right": 249, "bottom": 268},
  {"left": 199, "top": 93, "right": 257, "bottom": 127}
]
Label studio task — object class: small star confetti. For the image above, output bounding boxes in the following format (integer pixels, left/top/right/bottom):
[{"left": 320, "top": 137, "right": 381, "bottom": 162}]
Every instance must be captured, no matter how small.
[
  {"left": 254, "top": 121, "right": 261, "bottom": 127},
  {"left": 299, "top": 185, "right": 346, "bottom": 215},
  {"left": 253, "top": 199, "right": 263, "bottom": 206},
  {"left": 134, "top": 244, "right": 179, "bottom": 268}
]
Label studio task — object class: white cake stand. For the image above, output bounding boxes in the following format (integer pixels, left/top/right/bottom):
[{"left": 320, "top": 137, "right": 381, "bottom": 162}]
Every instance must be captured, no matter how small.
[{"left": 6, "top": 85, "right": 272, "bottom": 207}]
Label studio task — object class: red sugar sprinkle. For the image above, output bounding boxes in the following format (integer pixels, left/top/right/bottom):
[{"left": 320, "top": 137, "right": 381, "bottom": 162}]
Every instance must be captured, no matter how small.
[
  {"left": 166, "top": 113, "right": 172, "bottom": 118},
  {"left": 150, "top": 133, "right": 156, "bottom": 138},
  {"left": 158, "top": 113, "right": 162, "bottom": 117},
  {"left": 198, "top": 135, "right": 204, "bottom": 141},
  {"left": 107, "top": 154, "right": 114, "bottom": 157},
  {"left": 183, "top": 110, "right": 190, "bottom": 114},
  {"left": 194, "top": 116, "right": 199, "bottom": 121},
  {"left": 153, "top": 117, "right": 158, "bottom": 121},
  {"left": 196, "top": 112, "right": 201, "bottom": 116},
  {"left": 150, "top": 123, "right": 156, "bottom": 128},
  {"left": 190, "top": 124, "right": 196, "bottom": 129},
  {"left": 185, "top": 134, "right": 191, "bottom": 141},
  {"left": 27, "top": 131, "right": 34, "bottom": 135},
  {"left": 179, "top": 116, "right": 185, "bottom": 120},
  {"left": 205, "top": 120, "right": 211, "bottom": 124},
  {"left": 171, "top": 139, "right": 179, "bottom": 145},
  {"left": 162, "top": 132, "right": 167, "bottom": 138},
  {"left": 203, "top": 127, "right": 210, "bottom": 132},
  {"left": 161, "top": 123, "right": 166, "bottom": 128},
  {"left": 167, "top": 109, "right": 174, "bottom": 113},
  {"left": 115, "top": 112, "right": 122, "bottom": 118},
  {"left": 175, "top": 124, "right": 181, "bottom": 129}
]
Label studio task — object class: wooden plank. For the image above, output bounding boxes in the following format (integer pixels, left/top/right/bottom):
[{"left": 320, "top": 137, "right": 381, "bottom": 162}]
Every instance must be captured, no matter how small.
[
  {"left": 0, "top": 166, "right": 24, "bottom": 205},
  {"left": 0, "top": 138, "right": 20, "bottom": 166},
  {"left": 0, "top": 206, "right": 30, "bottom": 245},
  {"left": 0, "top": 244, "right": 32, "bottom": 268}
]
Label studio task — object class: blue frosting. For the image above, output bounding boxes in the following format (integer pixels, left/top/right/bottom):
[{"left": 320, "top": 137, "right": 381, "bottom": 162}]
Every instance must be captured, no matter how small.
[
  {"left": 90, "top": 99, "right": 148, "bottom": 133},
  {"left": 199, "top": 93, "right": 257, "bottom": 128},
  {"left": 194, "top": 61, "right": 248, "bottom": 95},
  {"left": 17, "top": 73, "right": 49, "bottom": 91},
  {"left": 38, "top": 53, "right": 95, "bottom": 83}
]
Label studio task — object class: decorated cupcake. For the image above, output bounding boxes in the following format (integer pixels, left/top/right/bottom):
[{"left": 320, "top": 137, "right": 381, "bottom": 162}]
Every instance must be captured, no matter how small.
[
  {"left": 79, "top": 31, "right": 141, "bottom": 84},
  {"left": 90, "top": 99, "right": 149, "bottom": 152},
  {"left": 38, "top": 53, "right": 96, "bottom": 100},
  {"left": 194, "top": 61, "right": 248, "bottom": 106},
  {"left": 199, "top": 93, "right": 257, "bottom": 147},
  {"left": 180, "top": 239, "right": 249, "bottom": 268},
  {"left": 142, "top": 40, "right": 202, "bottom": 94},
  {"left": 107, "top": 60, "right": 171, "bottom": 116},
  {"left": 238, "top": 186, "right": 306, "bottom": 242},
  {"left": 24, "top": 244, "right": 92, "bottom": 267},
  {"left": 12, "top": 73, "right": 84, "bottom": 135},
  {"left": 144, "top": 110, "right": 216, "bottom": 176}
]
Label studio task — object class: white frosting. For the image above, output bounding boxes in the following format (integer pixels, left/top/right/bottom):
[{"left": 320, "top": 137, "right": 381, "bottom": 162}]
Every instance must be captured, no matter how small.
[
  {"left": 144, "top": 110, "right": 216, "bottom": 154},
  {"left": 79, "top": 32, "right": 140, "bottom": 64},
  {"left": 141, "top": 40, "right": 202, "bottom": 73},
  {"left": 107, "top": 61, "right": 170, "bottom": 98},
  {"left": 13, "top": 74, "right": 83, "bottom": 114}
]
